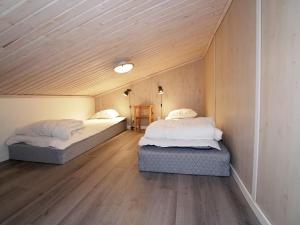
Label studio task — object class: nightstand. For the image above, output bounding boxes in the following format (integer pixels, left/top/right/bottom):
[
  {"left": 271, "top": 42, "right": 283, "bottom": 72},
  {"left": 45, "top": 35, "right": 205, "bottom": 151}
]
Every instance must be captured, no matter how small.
[{"left": 133, "top": 105, "right": 154, "bottom": 131}]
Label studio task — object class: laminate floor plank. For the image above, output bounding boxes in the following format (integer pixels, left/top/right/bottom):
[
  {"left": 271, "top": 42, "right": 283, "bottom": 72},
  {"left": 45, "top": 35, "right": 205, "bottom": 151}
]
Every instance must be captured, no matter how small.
[
  {"left": 60, "top": 143, "right": 141, "bottom": 225},
  {"left": 0, "top": 131, "right": 260, "bottom": 225},
  {"left": 58, "top": 167, "right": 131, "bottom": 225},
  {"left": 138, "top": 174, "right": 177, "bottom": 225}
]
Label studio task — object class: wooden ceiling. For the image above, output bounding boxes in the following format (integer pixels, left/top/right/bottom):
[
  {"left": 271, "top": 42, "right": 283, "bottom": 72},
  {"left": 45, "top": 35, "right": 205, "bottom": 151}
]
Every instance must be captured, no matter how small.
[{"left": 0, "top": 0, "right": 230, "bottom": 96}]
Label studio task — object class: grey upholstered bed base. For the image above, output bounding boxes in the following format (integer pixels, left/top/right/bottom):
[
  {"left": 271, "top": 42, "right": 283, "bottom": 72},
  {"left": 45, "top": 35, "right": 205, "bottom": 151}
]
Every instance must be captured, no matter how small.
[
  {"left": 139, "top": 142, "right": 230, "bottom": 176},
  {"left": 9, "top": 119, "right": 127, "bottom": 164}
]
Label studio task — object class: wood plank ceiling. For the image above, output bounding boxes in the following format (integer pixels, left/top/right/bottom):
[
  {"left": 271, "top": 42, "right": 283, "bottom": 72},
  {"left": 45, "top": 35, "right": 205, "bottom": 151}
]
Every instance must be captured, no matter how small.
[{"left": 0, "top": 0, "right": 230, "bottom": 96}]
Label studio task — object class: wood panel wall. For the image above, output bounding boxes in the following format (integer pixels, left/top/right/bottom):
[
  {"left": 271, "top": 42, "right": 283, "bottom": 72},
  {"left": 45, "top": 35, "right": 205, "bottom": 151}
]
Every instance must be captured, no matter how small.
[
  {"left": 204, "top": 37, "right": 216, "bottom": 119},
  {"left": 256, "top": 1, "right": 300, "bottom": 225},
  {"left": 204, "top": 1, "right": 300, "bottom": 224},
  {"left": 204, "top": 0, "right": 256, "bottom": 192},
  {"left": 95, "top": 60, "right": 205, "bottom": 122}
]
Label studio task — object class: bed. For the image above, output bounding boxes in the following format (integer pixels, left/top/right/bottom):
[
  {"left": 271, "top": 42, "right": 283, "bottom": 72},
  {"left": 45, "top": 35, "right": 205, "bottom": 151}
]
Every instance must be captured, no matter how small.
[
  {"left": 8, "top": 117, "right": 127, "bottom": 164},
  {"left": 138, "top": 109, "right": 231, "bottom": 176}
]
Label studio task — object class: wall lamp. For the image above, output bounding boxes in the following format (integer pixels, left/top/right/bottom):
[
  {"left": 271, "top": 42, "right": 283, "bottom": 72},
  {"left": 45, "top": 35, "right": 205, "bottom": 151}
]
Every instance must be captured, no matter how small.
[
  {"left": 123, "top": 89, "right": 133, "bottom": 129},
  {"left": 123, "top": 89, "right": 132, "bottom": 96},
  {"left": 157, "top": 85, "right": 164, "bottom": 118},
  {"left": 158, "top": 85, "right": 164, "bottom": 95}
]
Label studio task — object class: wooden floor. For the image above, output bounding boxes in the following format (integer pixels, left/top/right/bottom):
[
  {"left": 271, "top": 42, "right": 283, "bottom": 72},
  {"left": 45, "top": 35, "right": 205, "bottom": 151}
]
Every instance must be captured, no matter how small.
[{"left": 0, "top": 131, "right": 260, "bottom": 225}]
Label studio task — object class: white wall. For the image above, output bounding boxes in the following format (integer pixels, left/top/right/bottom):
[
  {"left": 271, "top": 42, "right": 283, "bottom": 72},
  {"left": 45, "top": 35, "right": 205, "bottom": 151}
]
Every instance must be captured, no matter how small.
[
  {"left": 256, "top": 0, "right": 300, "bottom": 224},
  {"left": 0, "top": 96, "right": 95, "bottom": 162}
]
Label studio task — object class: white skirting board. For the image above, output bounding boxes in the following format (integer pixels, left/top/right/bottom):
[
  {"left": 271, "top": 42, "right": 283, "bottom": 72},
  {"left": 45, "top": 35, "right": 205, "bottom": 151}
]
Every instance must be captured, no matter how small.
[{"left": 231, "top": 165, "right": 272, "bottom": 225}]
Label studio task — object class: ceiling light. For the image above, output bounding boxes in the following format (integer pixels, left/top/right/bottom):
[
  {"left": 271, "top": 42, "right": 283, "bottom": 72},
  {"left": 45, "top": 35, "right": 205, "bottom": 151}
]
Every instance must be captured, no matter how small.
[{"left": 114, "top": 62, "right": 134, "bottom": 74}]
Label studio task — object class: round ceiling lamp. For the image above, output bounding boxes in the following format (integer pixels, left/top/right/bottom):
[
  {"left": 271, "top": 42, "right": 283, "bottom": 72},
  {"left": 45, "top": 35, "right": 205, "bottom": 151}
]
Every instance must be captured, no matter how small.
[{"left": 114, "top": 62, "right": 134, "bottom": 74}]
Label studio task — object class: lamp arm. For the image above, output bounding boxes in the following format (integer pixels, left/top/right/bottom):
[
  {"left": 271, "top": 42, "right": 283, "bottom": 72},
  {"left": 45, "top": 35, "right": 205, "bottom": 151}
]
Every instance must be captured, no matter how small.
[
  {"left": 128, "top": 94, "right": 133, "bottom": 129},
  {"left": 160, "top": 94, "right": 163, "bottom": 118}
]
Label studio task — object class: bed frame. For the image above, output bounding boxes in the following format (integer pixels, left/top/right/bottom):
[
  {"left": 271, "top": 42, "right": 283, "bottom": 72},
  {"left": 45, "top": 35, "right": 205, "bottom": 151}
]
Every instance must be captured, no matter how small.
[
  {"left": 9, "top": 119, "right": 127, "bottom": 164},
  {"left": 139, "top": 142, "right": 230, "bottom": 176}
]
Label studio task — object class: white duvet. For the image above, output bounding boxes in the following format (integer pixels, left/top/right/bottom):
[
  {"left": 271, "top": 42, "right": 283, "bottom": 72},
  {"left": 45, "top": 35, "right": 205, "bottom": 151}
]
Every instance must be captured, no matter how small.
[
  {"left": 139, "top": 117, "right": 223, "bottom": 150},
  {"left": 6, "top": 117, "right": 125, "bottom": 149},
  {"left": 144, "top": 117, "right": 222, "bottom": 140}
]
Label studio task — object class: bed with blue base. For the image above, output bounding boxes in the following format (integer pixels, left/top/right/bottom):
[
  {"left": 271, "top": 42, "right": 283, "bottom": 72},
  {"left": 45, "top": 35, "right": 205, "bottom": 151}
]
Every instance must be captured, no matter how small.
[{"left": 9, "top": 118, "right": 127, "bottom": 164}]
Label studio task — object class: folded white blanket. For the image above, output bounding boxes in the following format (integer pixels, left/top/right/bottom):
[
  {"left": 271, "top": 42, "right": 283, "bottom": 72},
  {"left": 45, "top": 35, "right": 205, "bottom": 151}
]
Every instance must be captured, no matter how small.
[
  {"left": 15, "top": 119, "right": 84, "bottom": 140},
  {"left": 144, "top": 117, "right": 222, "bottom": 141},
  {"left": 6, "top": 118, "right": 126, "bottom": 149}
]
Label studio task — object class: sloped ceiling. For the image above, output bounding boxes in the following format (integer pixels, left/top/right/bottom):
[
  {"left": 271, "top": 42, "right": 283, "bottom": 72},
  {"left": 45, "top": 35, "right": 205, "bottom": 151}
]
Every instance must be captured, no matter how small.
[{"left": 0, "top": 0, "right": 230, "bottom": 96}]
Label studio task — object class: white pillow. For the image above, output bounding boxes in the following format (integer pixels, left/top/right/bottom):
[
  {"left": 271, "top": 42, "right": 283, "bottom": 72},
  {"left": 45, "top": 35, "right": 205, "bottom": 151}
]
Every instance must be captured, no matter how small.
[
  {"left": 92, "top": 109, "right": 119, "bottom": 119},
  {"left": 166, "top": 108, "right": 197, "bottom": 120}
]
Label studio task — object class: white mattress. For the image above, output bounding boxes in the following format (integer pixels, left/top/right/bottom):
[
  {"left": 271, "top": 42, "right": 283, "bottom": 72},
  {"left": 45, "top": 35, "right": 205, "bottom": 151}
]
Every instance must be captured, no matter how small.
[
  {"left": 7, "top": 117, "right": 126, "bottom": 150},
  {"left": 139, "top": 137, "right": 221, "bottom": 150}
]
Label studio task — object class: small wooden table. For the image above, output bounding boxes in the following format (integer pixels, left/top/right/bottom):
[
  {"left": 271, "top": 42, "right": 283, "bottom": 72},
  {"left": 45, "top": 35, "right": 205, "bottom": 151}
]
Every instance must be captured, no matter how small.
[{"left": 133, "top": 105, "right": 154, "bottom": 130}]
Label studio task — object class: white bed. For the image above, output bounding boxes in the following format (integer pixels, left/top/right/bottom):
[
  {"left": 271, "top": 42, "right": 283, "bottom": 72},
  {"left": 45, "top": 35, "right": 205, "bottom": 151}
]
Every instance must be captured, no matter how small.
[
  {"left": 7, "top": 117, "right": 126, "bottom": 150},
  {"left": 8, "top": 117, "right": 127, "bottom": 164},
  {"left": 138, "top": 113, "right": 230, "bottom": 176}
]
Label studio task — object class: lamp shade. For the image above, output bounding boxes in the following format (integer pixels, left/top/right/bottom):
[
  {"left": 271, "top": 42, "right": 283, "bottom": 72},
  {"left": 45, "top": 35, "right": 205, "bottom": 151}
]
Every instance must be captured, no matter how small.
[
  {"left": 114, "top": 63, "right": 134, "bottom": 74},
  {"left": 158, "top": 85, "right": 164, "bottom": 95},
  {"left": 123, "top": 89, "right": 132, "bottom": 96}
]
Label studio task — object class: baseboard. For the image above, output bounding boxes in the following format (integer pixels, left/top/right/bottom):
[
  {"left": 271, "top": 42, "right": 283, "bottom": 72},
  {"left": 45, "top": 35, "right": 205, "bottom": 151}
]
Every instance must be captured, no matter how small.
[{"left": 231, "top": 165, "right": 272, "bottom": 225}]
